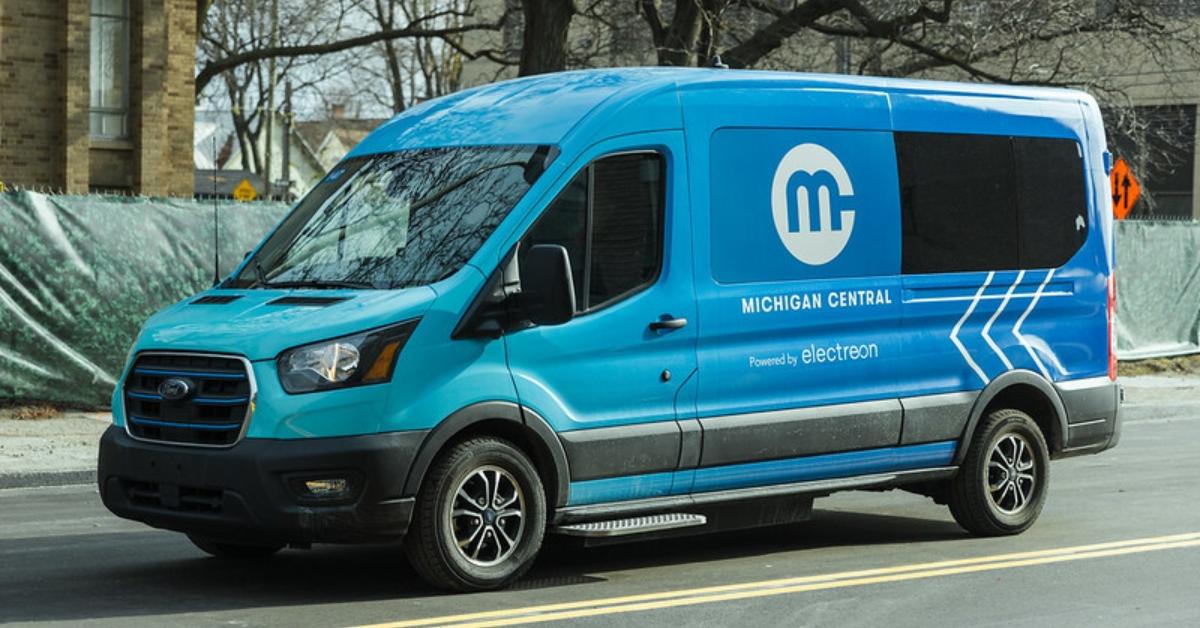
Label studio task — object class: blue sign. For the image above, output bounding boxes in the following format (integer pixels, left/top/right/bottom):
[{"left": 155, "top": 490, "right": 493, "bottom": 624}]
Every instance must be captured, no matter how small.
[{"left": 709, "top": 128, "right": 901, "bottom": 283}]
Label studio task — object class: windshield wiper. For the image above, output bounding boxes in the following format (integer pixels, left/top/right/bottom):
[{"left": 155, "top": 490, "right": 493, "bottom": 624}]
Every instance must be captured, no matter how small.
[
  {"left": 253, "top": 261, "right": 272, "bottom": 288},
  {"left": 265, "top": 279, "right": 374, "bottom": 290}
]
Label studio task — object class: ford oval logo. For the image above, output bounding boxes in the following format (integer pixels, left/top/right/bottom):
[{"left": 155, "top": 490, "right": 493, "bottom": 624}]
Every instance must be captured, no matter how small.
[{"left": 157, "top": 377, "right": 193, "bottom": 401}]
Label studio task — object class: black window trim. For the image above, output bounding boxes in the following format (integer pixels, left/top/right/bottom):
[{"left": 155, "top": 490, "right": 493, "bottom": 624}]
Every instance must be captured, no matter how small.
[{"left": 520, "top": 148, "right": 667, "bottom": 317}]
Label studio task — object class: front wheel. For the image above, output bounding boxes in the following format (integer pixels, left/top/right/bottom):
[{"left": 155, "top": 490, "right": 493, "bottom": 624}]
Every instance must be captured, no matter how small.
[
  {"left": 404, "top": 436, "right": 547, "bottom": 591},
  {"left": 948, "top": 408, "right": 1050, "bottom": 536}
]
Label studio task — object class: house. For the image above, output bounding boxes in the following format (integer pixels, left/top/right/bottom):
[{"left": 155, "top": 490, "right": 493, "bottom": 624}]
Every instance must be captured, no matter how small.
[
  {"left": 295, "top": 113, "right": 388, "bottom": 172},
  {"left": 219, "top": 108, "right": 387, "bottom": 200}
]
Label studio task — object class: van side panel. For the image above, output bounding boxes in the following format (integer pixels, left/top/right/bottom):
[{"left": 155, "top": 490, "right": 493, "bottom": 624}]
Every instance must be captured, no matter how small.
[
  {"left": 680, "top": 86, "right": 913, "bottom": 486},
  {"left": 559, "top": 82, "right": 1117, "bottom": 508},
  {"left": 700, "top": 127, "right": 903, "bottom": 418},
  {"left": 503, "top": 131, "right": 699, "bottom": 503}
]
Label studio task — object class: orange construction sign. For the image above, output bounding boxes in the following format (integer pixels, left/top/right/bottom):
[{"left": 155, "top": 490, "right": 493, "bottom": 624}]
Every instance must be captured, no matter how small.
[{"left": 1110, "top": 158, "right": 1141, "bottom": 220}]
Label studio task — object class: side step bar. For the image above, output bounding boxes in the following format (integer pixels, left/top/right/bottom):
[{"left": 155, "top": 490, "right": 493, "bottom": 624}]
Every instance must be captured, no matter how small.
[
  {"left": 552, "top": 513, "right": 707, "bottom": 538},
  {"left": 553, "top": 466, "right": 958, "bottom": 525}
]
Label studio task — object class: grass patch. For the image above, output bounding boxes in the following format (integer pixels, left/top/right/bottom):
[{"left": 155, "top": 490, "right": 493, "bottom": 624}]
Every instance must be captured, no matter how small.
[
  {"left": 0, "top": 403, "right": 62, "bottom": 420},
  {"left": 1119, "top": 354, "right": 1200, "bottom": 376}
]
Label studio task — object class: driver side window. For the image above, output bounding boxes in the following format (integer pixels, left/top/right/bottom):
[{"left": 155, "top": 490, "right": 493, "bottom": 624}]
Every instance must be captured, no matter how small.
[{"left": 521, "top": 151, "right": 665, "bottom": 313}]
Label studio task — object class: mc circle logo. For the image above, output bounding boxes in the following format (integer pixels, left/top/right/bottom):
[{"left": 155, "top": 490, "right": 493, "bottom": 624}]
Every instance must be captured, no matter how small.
[{"left": 771, "top": 143, "right": 856, "bottom": 266}]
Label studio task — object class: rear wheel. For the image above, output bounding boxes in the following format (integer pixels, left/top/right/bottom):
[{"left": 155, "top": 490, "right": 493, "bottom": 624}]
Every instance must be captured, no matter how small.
[
  {"left": 948, "top": 408, "right": 1050, "bottom": 536},
  {"left": 187, "top": 535, "right": 284, "bottom": 559},
  {"left": 405, "top": 436, "right": 547, "bottom": 591}
]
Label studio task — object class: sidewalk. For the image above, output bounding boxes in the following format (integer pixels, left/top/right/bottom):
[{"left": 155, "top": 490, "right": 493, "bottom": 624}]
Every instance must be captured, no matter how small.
[{"left": 0, "top": 411, "right": 109, "bottom": 489}]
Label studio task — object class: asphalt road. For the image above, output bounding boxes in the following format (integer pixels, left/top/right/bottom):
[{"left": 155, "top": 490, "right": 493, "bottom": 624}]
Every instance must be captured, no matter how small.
[{"left": 2, "top": 376, "right": 1198, "bottom": 628}]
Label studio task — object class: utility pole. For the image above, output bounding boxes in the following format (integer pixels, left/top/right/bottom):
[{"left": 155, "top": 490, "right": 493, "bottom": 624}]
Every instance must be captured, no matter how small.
[
  {"left": 836, "top": 37, "right": 851, "bottom": 74},
  {"left": 281, "top": 81, "right": 293, "bottom": 202},
  {"left": 263, "top": 0, "right": 279, "bottom": 199}
]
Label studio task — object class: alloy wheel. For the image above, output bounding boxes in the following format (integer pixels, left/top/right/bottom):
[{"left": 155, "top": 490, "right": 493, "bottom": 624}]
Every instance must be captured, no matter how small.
[
  {"left": 986, "top": 433, "right": 1037, "bottom": 515},
  {"left": 445, "top": 465, "right": 526, "bottom": 567}
]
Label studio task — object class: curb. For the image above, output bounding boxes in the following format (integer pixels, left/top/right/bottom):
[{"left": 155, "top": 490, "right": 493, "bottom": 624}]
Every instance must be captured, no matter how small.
[{"left": 0, "top": 469, "right": 95, "bottom": 490}]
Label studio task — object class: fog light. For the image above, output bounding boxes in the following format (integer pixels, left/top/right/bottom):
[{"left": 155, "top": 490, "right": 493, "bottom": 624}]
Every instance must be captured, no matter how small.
[
  {"left": 286, "top": 474, "right": 360, "bottom": 503},
  {"left": 304, "top": 478, "right": 349, "bottom": 498}
]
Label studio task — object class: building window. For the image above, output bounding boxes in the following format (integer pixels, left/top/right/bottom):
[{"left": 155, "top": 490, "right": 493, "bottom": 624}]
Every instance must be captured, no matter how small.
[
  {"left": 90, "top": 0, "right": 130, "bottom": 139},
  {"left": 1106, "top": 104, "right": 1197, "bottom": 219}
]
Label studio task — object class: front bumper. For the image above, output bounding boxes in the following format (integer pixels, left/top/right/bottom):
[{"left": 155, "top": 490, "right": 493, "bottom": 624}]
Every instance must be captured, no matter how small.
[{"left": 98, "top": 426, "right": 428, "bottom": 544}]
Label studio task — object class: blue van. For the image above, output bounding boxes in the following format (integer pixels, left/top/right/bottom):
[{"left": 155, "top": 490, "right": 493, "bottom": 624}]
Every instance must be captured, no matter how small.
[{"left": 98, "top": 68, "right": 1121, "bottom": 591}]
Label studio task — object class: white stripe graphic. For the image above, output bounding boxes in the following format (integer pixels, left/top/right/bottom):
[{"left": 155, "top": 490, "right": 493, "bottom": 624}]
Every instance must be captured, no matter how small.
[
  {"left": 951, "top": 271, "right": 994, "bottom": 386},
  {"left": 907, "top": 290, "right": 1068, "bottom": 304},
  {"left": 1013, "top": 269, "right": 1055, "bottom": 380},
  {"left": 982, "top": 270, "right": 1025, "bottom": 371}
]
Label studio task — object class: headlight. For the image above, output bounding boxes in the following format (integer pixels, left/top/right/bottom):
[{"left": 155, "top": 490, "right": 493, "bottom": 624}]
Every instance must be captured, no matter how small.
[{"left": 277, "top": 320, "right": 419, "bottom": 394}]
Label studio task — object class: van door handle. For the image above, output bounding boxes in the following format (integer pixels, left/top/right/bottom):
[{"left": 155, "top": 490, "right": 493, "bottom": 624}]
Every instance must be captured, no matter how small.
[{"left": 649, "top": 317, "right": 688, "bottom": 331}]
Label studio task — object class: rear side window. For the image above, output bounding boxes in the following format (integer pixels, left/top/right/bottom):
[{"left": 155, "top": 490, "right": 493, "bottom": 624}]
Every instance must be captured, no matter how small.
[
  {"left": 897, "top": 132, "right": 1087, "bottom": 274},
  {"left": 521, "top": 151, "right": 665, "bottom": 312},
  {"left": 1014, "top": 137, "right": 1088, "bottom": 269}
]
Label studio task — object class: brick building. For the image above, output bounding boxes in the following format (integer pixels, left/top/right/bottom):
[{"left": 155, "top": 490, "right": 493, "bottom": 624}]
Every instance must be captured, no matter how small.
[{"left": 0, "top": 0, "right": 196, "bottom": 195}]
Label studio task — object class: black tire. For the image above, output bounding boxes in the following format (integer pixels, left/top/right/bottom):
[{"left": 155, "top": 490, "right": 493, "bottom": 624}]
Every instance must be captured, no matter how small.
[
  {"left": 404, "top": 436, "right": 547, "bottom": 592},
  {"left": 187, "top": 535, "right": 284, "bottom": 559},
  {"left": 948, "top": 408, "right": 1050, "bottom": 536}
]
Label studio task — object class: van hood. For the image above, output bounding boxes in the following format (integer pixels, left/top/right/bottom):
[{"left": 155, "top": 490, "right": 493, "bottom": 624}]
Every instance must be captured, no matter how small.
[{"left": 135, "top": 287, "right": 438, "bottom": 361}]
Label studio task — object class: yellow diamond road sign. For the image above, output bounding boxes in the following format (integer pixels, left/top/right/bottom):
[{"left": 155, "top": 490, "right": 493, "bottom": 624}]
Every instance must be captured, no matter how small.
[{"left": 232, "top": 178, "right": 257, "bottom": 202}]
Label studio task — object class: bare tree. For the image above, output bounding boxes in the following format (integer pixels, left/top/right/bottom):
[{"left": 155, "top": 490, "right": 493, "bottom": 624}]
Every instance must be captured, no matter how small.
[
  {"left": 199, "top": 0, "right": 352, "bottom": 173},
  {"left": 195, "top": 0, "right": 1200, "bottom": 215},
  {"left": 352, "top": 0, "right": 476, "bottom": 113},
  {"left": 195, "top": 0, "right": 503, "bottom": 96}
]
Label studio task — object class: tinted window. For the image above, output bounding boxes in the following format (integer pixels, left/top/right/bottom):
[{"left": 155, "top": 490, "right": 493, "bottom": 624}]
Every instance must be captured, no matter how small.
[
  {"left": 896, "top": 132, "right": 1087, "bottom": 274},
  {"left": 522, "top": 171, "right": 587, "bottom": 301},
  {"left": 898, "top": 133, "right": 1017, "bottom": 274},
  {"left": 521, "top": 152, "right": 664, "bottom": 312},
  {"left": 1014, "top": 138, "right": 1088, "bottom": 268},
  {"left": 589, "top": 154, "right": 664, "bottom": 307}
]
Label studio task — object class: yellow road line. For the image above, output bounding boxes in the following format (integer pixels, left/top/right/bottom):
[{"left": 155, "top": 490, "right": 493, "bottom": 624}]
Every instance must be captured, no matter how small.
[
  {"left": 354, "top": 531, "right": 1200, "bottom": 628},
  {"left": 449, "top": 539, "right": 1200, "bottom": 628}
]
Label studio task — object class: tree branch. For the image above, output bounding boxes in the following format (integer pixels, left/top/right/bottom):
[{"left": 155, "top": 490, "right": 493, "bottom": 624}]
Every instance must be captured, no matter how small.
[
  {"left": 196, "top": 20, "right": 502, "bottom": 94},
  {"left": 720, "top": 0, "right": 843, "bottom": 68},
  {"left": 723, "top": 0, "right": 952, "bottom": 69}
]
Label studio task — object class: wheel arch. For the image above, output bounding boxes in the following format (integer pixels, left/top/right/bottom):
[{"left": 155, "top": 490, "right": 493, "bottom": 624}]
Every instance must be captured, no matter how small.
[
  {"left": 402, "top": 401, "right": 571, "bottom": 508},
  {"left": 955, "top": 370, "right": 1067, "bottom": 465}
]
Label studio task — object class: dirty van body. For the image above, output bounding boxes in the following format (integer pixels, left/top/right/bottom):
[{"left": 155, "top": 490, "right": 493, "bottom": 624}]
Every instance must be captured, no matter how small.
[{"left": 98, "top": 68, "right": 1121, "bottom": 591}]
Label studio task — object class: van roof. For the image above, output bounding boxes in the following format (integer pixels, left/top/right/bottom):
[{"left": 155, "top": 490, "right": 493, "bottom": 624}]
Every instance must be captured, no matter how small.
[{"left": 348, "top": 67, "right": 1093, "bottom": 158}]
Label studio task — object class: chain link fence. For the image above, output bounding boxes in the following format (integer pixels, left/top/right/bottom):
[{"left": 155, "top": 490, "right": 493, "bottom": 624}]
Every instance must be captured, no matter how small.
[{"left": 0, "top": 191, "right": 289, "bottom": 406}]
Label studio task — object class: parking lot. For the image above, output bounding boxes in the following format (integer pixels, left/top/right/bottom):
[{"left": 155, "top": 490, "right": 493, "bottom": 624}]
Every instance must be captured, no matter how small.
[{"left": 1, "top": 375, "right": 1197, "bottom": 628}]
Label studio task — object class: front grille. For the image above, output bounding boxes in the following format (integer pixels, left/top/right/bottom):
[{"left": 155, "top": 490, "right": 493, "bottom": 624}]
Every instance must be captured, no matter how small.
[{"left": 123, "top": 353, "right": 254, "bottom": 447}]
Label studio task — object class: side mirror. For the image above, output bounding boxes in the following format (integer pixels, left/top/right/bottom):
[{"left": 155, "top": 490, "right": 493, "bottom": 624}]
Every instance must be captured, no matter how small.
[{"left": 521, "top": 244, "right": 576, "bottom": 326}]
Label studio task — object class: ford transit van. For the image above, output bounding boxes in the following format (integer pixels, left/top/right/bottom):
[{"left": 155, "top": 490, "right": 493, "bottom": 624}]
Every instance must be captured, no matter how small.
[{"left": 99, "top": 68, "right": 1121, "bottom": 591}]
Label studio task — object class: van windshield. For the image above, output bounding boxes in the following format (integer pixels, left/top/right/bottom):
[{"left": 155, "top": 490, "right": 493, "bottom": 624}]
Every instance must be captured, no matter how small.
[{"left": 230, "top": 145, "right": 552, "bottom": 290}]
